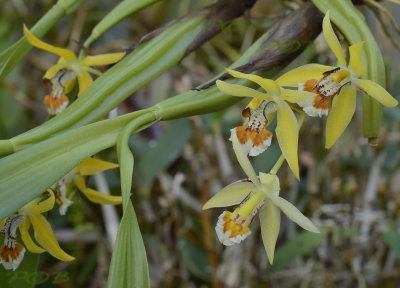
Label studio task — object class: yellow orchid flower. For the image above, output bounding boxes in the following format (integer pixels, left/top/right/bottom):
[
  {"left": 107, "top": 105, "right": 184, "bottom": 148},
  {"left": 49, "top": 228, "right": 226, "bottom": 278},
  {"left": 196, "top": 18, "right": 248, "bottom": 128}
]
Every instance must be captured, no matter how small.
[
  {"left": 276, "top": 12, "right": 398, "bottom": 148},
  {"left": 56, "top": 158, "right": 122, "bottom": 215},
  {"left": 217, "top": 69, "right": 315, "bottom": 180},
  {"left": 24, "top": 26, "right": 125, "bottom": 115},
  {"left": 203, "top": 133, "right": 319, "bottom": 264},
  {"left": 0, "top": 190, "right": 74, "bottom": 270}
]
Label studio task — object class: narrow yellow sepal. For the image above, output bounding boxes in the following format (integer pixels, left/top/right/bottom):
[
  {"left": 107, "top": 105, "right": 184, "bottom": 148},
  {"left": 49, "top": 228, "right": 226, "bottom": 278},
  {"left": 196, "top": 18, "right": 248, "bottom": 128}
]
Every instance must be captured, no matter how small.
[
  {"left": 203, "top": 181, "right": 255, "bottom": 210},
  {"left": 216, "top": 80, "right": 263, "bottom": 98},
  {"left": 355, "top": 79, "right": 398, "bottom": 108},
  {"left": 325, "top": 86, "right": 356, "bottom": 148},
  {"left": 260, "top": 202, "right": 280, "bottom": 264},
  {"left": 275, "top": 102, "right": 299, "bottom": 180},
  {"left": 322, "top": 11, "right": 346, "bottom": 66},
  {"left": 348, "top": 42, "right": 366, "bottom": 77},
  {"left": 20, "top": 219, "right": 45, "bottom": 253},
  {"left": 268, "top": 195, "right": 319, "bottom": 233},
  {"left": 23, "top": 25, "right": 76, "bottom": 61},
  {"left": 226, "top": 68, "right": 280, "bottom": 95},
  {"left": 246, "top": 95, "right": 267, "bottom": 110},
  {"left": 43, "top": 62, "right": 65, "bottom": 80},
  {"left": 30, "top": 213, "right": 74, "bottom": 261},
  {"left": 276, "top": 64, "right": 335, "bottom": 87},
  {"left": 74, "top": 176, "right": 122, "bottom": 205},
  {"left": 77, "top": 70, "right": 93, "bottom": 96},
  {"left": 28, "top": 190, "right": 55, "bottom": 215},
  {"left": 80, "top": 52, "right": 126, "bottom": 67},
  {"left": 80, "top": 187, "right": 122, "bottom": 205},
  {"left": 76, "top": 158, "right": 119, "bottom": 176}
]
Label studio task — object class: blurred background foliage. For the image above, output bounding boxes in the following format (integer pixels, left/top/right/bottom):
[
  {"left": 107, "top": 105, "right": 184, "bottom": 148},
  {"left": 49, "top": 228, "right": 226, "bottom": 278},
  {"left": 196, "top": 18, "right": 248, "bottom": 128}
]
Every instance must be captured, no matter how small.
[{"left": 1, "top": 0, "right": 400, "bottom": 287}]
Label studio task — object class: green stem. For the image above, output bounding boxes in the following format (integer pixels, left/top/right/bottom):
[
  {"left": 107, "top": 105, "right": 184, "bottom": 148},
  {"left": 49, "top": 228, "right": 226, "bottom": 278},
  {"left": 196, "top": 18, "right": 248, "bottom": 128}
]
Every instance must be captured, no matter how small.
[
  {"left": 270, "top": 154, "right": 286, "bottom": 175},
  {"left": 270, "top": 112, "right": 307, "bottom": 175}
]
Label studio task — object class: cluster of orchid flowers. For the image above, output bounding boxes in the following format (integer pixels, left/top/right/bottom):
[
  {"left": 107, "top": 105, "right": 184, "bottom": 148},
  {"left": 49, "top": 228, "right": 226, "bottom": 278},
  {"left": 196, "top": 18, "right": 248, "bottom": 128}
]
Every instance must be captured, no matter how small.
[
  {"left": 202, "top": 12, "right": 398, "bottom": 264},
  {"left": 1, "top": 11, "right": 398, "bottom": 271},
  {"left": 0, "top": 28, "right": 126, "bottom": 270}
]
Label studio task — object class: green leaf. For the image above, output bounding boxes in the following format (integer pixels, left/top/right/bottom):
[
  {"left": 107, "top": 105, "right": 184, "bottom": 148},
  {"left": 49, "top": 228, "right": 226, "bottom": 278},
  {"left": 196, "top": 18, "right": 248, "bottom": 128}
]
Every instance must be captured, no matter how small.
[
  {"left": 134, "top": 119, "right": 192, "bottom": 187},
  {"left": 84, "top": 0, "right": 161, "bottom": 47},
  {"left": 270, "top": 231, "right": 326, "bottom": 272},
  {"left": 107, "top": 203, "right": 150, "bottom": 288},
  {"left": 0, "top": 83, "right": 26, "bottom": 137},
  {"left": 0, "top": 111, "right": 152, "bottom": 219},
  {"left": 382, "top": 229, "right": 400, "bottom": 261},
  {"left": 107, "top": 114, "right": 157, "bottom": 287},
  {"left": 178, "top": 238, "right": 210, "bottom": 281},
  {"left": 7, "top": 5, "right": 271, "bottom": 151},
  {"left": 10, "top": 16, "right": 206, "bottom": 149}
]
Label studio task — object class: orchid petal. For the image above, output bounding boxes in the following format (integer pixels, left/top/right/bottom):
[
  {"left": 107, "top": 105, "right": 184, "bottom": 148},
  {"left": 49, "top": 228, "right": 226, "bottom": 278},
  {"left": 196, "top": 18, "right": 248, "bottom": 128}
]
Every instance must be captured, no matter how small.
[
  {"left": 30, "top": 213, "right": 74, "bottom": 261},
  {"left": 23, "top": 25, "right": 76, "bottom": 61},
  {"left": 76, "top": 158, "right": 119, "bottom": 176},
  {"left": 80, "top": 52, "right": 125, "bottom": 67},
  {"left": 28, "top": 190, "right": 55, "bottom": 215},
  {"left": 74, "top": 176, "right": 122, "bottom": 205},
  {"left": 259, "top": 201, "right": 280, "bottom": 264},
  {"left": 268, "top": 195, "right": 319, "bottom": 233},
  {"left": 280, "top": 89, "right": 316, "bottom": 103},
  {"left": 64, "top": 78, "right": 77, "bottom": 94},
  {"left": 276, "top": 64, "right": 335, "bottom": 87},
  {"left": 20, "top": 218, "right": 45, "bottom": 253},
  {"left": 348, "top": 42, "right": 366, "bottom": 77},
  {"left": 226, "top": 68, "right": 280, "bottom": 95},
  {"left": 77, "top": 70, "right": 93, "bottom": 96},
  {"left": 322, "top": 12, "right": 346, "bottom": 66},
  {"left": 216, "top": 80, "right": 263, "bottom": 98},
  {"left": 203, "top": 181, "right": 256, "bottom": 210},
  {"left": 275, "top": 102, "right": 299, "bottom": 180},
  {"left": 355, "top": 79, "right": 398, "bottom": 107},
  {"left": 43, "top": 63, "right": 65, "bottom": 80},
  {"left": 246, "top": 94, "right": 268, "bottom": 110},
  {"left": 325, "top": 86, "right": 356, "bottom": 148},
  {"left": 231, "top": 129, "right": 259, "bottom": 185},
  {"left": 79, "top": 187, "right": 123, "bottom": 205}
]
